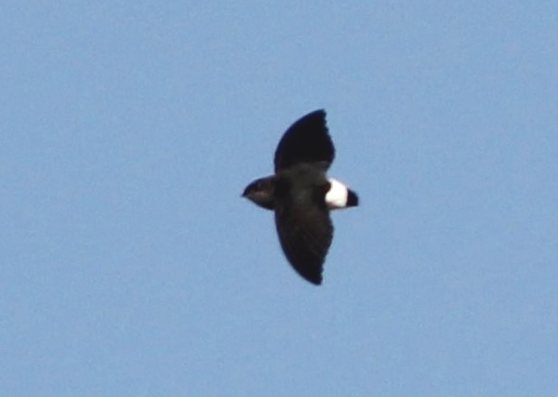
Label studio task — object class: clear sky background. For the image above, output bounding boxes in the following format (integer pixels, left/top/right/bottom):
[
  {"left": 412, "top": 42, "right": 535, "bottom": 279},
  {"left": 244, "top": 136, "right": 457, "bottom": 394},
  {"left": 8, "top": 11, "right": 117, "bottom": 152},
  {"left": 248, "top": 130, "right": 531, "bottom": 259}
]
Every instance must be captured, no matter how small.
[{"left": 1, "top": 2, "right": 557, "bottom": 396}]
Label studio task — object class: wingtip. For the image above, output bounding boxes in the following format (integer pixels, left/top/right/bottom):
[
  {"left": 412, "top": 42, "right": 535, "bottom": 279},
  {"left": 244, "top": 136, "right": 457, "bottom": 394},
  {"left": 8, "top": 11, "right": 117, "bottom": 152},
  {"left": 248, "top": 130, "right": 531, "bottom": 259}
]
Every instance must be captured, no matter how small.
[
  {"left": 307, "top": 108, "right": 326, "bottom": 121},
  {"left": 290, "top": 265, "right": 323, "bottom": 285},
  {"left": 274, "top": 109, "right": 334, "bottom": 172},
  {"left": 306, "top": 277, "right": 322, "bottom": 286},
  {"left": 301, "top": 272, "right": 323, "bottom": 286}
]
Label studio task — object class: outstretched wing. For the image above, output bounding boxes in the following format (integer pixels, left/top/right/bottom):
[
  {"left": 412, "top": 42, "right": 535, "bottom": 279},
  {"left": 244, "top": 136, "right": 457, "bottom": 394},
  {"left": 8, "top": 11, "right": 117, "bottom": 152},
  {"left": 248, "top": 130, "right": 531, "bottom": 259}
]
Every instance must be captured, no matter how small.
[
  {"left": 274, "top": 189, "right": 334, "bottom": 285},
  {"left": 274, "top": 110, "right": 335, "bottom": 172}
]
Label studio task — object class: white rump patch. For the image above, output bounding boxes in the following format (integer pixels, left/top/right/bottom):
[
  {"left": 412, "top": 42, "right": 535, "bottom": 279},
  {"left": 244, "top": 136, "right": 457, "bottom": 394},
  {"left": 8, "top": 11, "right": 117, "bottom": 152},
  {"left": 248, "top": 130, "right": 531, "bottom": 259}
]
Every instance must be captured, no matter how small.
[{"left": 325, "top": 178, "right": 349, "bottom": 209}]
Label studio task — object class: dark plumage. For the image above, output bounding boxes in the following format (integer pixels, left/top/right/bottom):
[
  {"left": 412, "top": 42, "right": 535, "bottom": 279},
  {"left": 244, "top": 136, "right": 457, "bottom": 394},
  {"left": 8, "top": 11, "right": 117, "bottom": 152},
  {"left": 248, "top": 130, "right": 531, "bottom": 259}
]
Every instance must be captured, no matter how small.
[{"left": 243, "top": 110, "right": 358, "bottom": 285}]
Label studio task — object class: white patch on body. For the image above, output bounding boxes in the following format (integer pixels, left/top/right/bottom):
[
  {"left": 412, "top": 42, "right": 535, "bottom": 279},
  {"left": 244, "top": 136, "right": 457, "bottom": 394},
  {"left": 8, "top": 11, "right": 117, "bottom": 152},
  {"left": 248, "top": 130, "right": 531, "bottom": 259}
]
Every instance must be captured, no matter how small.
[{"left": 325, "top": 178, "right": 349, "bottom": 209}]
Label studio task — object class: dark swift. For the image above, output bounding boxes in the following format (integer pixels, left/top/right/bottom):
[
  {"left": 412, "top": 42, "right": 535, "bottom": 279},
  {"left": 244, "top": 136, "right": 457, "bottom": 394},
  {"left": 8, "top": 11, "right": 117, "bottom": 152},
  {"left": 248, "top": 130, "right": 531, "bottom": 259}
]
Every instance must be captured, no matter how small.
[{"left": 242, "top": 110, "right": 358, "bottom": 285}]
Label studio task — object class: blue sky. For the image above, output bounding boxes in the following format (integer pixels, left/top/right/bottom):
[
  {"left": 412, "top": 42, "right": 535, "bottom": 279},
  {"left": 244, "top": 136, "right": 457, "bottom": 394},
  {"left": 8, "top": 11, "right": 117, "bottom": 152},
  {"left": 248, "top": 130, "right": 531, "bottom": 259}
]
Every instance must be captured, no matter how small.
[{"left": 1, "top": 2, "right": 557, "bottom": 396}]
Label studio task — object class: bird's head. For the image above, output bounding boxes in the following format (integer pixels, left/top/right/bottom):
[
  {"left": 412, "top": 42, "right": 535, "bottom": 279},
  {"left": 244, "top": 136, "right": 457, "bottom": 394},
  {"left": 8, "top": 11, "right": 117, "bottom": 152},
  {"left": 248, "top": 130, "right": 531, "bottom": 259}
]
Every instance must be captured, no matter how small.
[{"left": 242, "top": 176, "right": 275, "bottom": 210}]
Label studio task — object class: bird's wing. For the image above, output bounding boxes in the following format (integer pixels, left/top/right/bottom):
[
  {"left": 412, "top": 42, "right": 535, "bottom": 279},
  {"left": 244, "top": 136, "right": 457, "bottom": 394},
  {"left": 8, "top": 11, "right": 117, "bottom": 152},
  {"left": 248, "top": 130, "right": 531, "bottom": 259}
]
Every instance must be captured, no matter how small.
[
  {"left": 274, "top": 188, "right": 333, "bottom": 285},
  {"left": 274, "top": 110, "right": 335, "bottom": 172}
]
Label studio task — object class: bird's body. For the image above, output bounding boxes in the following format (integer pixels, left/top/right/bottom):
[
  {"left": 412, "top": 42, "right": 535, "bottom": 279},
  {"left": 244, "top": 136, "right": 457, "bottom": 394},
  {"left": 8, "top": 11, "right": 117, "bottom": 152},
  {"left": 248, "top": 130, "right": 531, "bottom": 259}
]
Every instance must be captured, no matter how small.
[{"left": 243, "top": 110, "right": 358, "bottom": 285}]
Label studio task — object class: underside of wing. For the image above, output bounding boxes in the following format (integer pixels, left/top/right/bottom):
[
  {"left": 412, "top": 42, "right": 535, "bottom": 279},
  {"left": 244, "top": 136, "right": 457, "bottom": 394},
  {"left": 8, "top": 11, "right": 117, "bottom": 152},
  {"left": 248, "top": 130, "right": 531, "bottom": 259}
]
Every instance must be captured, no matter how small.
[
  {"left": 274, "top": 110, "right": 335, "bottom": 172},
  {"left": 274, "top": 197, "right": 333, "bottom": 285}
]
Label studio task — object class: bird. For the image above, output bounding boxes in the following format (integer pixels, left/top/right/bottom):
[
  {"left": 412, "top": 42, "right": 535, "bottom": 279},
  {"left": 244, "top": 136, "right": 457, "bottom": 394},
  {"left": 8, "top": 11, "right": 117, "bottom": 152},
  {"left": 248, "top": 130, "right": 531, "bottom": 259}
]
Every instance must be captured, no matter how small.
[{"left": 242, "top": 109, "right": 358, "bottom": 285}]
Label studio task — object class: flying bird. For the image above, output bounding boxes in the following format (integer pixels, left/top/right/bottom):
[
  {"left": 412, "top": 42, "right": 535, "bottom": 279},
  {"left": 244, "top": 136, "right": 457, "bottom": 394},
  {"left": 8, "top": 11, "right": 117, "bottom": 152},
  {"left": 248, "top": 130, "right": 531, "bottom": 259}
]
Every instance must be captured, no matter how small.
[{"left": 242, "top": 110, "right": 358, "bottom": 285}]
